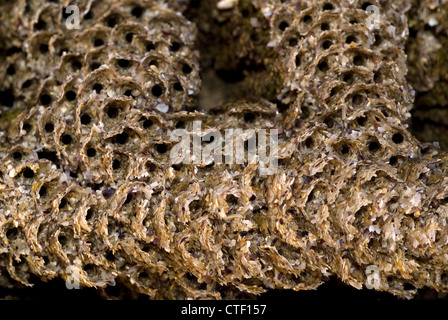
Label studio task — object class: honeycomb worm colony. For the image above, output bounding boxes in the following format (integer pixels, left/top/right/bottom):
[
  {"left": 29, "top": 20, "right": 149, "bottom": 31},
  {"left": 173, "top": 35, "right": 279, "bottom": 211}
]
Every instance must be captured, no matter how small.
[{"left": 0, "top": 0, "right": 448, "bottom": 299}]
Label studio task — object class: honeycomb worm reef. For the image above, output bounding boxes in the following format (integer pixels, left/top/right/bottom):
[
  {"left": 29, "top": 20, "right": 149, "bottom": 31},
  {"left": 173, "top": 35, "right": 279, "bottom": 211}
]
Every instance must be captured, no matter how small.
[{"left": 0, "top": 0, "right": 448, "bottom": 299}]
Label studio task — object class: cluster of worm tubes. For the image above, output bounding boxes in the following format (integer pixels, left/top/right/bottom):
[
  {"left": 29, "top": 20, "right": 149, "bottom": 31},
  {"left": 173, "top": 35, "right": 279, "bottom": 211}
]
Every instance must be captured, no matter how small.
[{"left": 0, "top": 0, "right": 448, "bottom": 299}]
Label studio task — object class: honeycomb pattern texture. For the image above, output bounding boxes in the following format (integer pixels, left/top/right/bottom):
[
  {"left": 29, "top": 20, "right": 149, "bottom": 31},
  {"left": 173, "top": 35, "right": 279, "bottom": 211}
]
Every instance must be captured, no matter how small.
[{"left": 1, "top": 0, "right": 448, "bottom": 299}]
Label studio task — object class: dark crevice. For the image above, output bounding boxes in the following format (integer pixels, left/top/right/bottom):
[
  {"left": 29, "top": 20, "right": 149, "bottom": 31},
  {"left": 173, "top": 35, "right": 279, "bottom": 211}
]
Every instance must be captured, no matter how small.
[{"left": 0, "top": 89, "right": 14, "bottom": 108}]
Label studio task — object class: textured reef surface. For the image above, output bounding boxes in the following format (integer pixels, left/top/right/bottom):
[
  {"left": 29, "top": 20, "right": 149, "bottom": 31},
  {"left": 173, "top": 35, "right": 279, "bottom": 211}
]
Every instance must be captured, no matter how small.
[{"left": 1, "top": 0, "right": 448, "bottom": 299}]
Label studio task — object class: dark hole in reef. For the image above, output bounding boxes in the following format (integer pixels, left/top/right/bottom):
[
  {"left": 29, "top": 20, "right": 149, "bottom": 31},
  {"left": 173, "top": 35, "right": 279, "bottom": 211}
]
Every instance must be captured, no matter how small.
[
  {"left": 170, "top": 41, "right": 181, "bottom": 52},
  {"left": 6, "top": 47, "right": 21, "bottom": 56},
  {"left": 23, "top": 123, "right": 31, "bottom": 133},
  {"left": 288, "top": 38, "right": 298, "bottom": 47},
  {"left": 83, "top": 264, "right": 96, "bottom": 277},
  {"left": 275, "top": 100, "right": 290, "bottom": 113},
  {"left": 305, "top": 137, "right": 314, "bottom": 148},
  {"left": 94, "top": 39, "right": 104, "bottom": 47},
  {"left": 61, "top": 134, "right": 72, "bottom": 145},
  {"left": 318, "top": 60, "right": 329, "bottom": 72},
  {"left": 343, "top": 72, "right": 353, "bottom": 83},
  {"left": 241, "top": 8, "right": 251, "bottom": 18},
  {"left": 124, "top": 89, "right": 133, "bottom": 97},
  {"left": 301, "top": 106, "right": 310, "bottom": 119},
  {"left": 0, "top": 89, "right": 14, "bottom": 107},
  {"left": 392, "top": 132, "right": 404, "bottom": 144},
  {"left": 7, "top": 65, "right": 15, "bottom": 75},
  {"left": 112, "top": 159, "right": 121, "bottom": 170},
  {"left": 39, "top": 186, "right": 47, "bottom": 197},
  {"left": 389, "top": 156, "right": 398, "bottom": 166},
  {"left": 322, "top": 40, "right": 332, "bottom": 50},
  {"left": 215, "top": 69, "right": 245, "bottom": 83},
  {"left": 356, "top": 116, "right": 367, "bottom": 126},
  {"left": 118, "top": 59, "right": 129, "bottom": 68},
  {"left": 62, "top": 7, "right": 72, "bottom": 19},
  {"left": 40, "top": 93, "right": 52, "bottom": 106},
  {"left": 226, "top": 194, "right": 238, "bottom": 206},
  {"left": 59, "top": 198, "right": 67, "bottom": 209},
  {"left": 374, "top": 71, "right": 382, "bottom": 83},
  {"left": 86, "top": 208, "right": 94, "bottom": 221},
  {"left": 321, "top": 23, "right": 330, "bottom": 31},
  {"left": 126, "top": 33, "right": 134, "bottom": 43},
  {"left": 352, "top": 94, "right": 364, "bottom": 106},
  {"left": 182, "top": 64, "right": 193, "bottom": 74},
  {"left": 90, "top": 62, "right": 100, "bottom": 70},
  {"left": 13, "top": 151, "right": 22, "bottom": 161},
  {"left": 65, "top": 90, "right": 76, "bottom": 101},
  {"left": 409, "top": 27, "right": 418, "bottom": 38},
  {"left": 80, "top": 113, "right": 91, "bottom": 125},
  {"left": 72, "top": 60, "right": 82, "bottom": 70},
  {"left": 39, "top": 44, "right": 49, "bottom": 53},
  {"left": 146, "top": 162, "right": 157, "bottom": 172},
  {"left": 173, "top": 82, "right": 183, "bottom": 91},
  {"left": 106, "top": 251, "right": 116, "bottom": 262},
  {"left": 146, "top": 42, "right": 156, "bottom": 51},
  {"left": 279, "top": 21, "right": 289, "bottom": 31},
  {"left": 244, "top": 112, "right": 255, "bottom": 123},
  {"left": 303, "top": 15, "right": 312, "bottom": 24},
  {"left": 114, "top": 132, "right": 129, "bottom": 145},
  {"left": 323, "top": 3, "right": 334, "bottom": 10},
  {"left": 86, "top": 148, "right": 96, "bottom": 157},
  {"left": 204, "top": 134, "right": 214, "bottom": 144},
  {"left": 38, "top": 149, "right": 59, "bottom": 163},
  {"left": 346, "top": 35, "right": 357, "bottom": 44},
  {"left": 143, "top": 118, "right": 153, "bottom": 129},
  {"left": 353, "top": 55, "right": 364, "bottom": 66},
  {"left": 368, "top": 141, "right": 380, "bottom": 152},
  {"left": 131, "top": 6, "right": 143, "bottom": 18},
  {"left": 172, "top": 164, "right": 182, "bottom": 171},
  {"left": 403, "top": 283, "right": 416, "bottom": 291},
  {"left": 139, "top": 272, "right": 149, "bottom": 281},
  {"left": 324, "top": 117, "right": 334, "bottom": 128},
  {"left": 6, "top": 228, "right": 18, "bottom": 240},
  {"left": 295, "top": 54, "right": 301, "bottom": 66},
  {"left": 148, "top": 60, "right": 159, "bottom": 67},
  {"left": 93, "top": 83, "right": 103, "bottom": 93},
  {"left": 58, "top": 235, "right": 67, "bottom": 247},
  {"left": 124, "top": 193, "right": 133, "bottom": 205},
  {"left": 341, "top": 145, "right": 350, "bottom": 155},
  {"left": 441, "top": 273, "right": 448, "bottom": 284},
  {"left": 103, "top": 189, "right": 115, "bottom": 199},
  {"left": 107, "top": 17, "right": 118, "bottom": 28},
  {"left": 84, "top": 10, "right": 93, "bottom": 19},
  {"left": 151, "top": 85, "right": 164, "bottom": 97},
  {"left": 106, "top": 106, "right": 119, "bottom": 118},
  {"left": 374, "top": 33, "right": 382, "bottom": 46},
  {"left": 418, "top": 172, "right": 426, "bottom": 181},
  {"left": 45, "top": 122, "right": 54, "bottom": 132},
  {"left": 329, "top": 87, "right": 339, "bottom": 97},
  {"left": 175, "top": 121, "right": 185, "bottom": 129},
  {"left": 362, "top": 2, "right": 373, "bottom": 11},
  {"left": 22, "top": 80, "right": 31, "bottom": 89},
  {"left": 156, "top": 143, "right": 168, "bottom": 154},
  {"left": 23, "top": 168, "right": 35, "bottom": 179}
]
